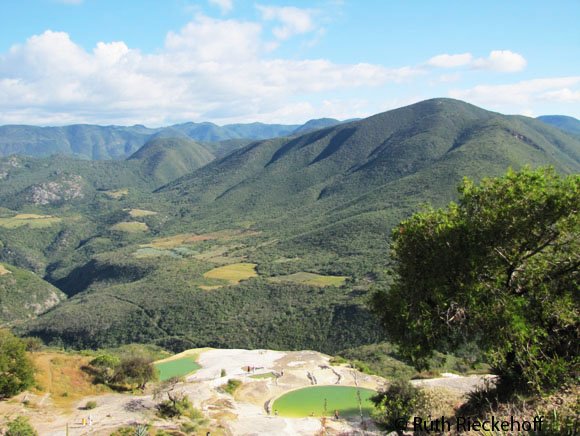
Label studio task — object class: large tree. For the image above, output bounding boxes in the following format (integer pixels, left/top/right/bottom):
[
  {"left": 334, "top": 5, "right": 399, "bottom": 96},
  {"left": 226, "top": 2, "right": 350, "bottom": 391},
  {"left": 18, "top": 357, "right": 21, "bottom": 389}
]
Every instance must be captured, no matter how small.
[
  {"left": 371, "top": 167, "right": 579, "bottom": 393},
  {"left": 0, "top": 330, "right": 35, "bottom": 398}
]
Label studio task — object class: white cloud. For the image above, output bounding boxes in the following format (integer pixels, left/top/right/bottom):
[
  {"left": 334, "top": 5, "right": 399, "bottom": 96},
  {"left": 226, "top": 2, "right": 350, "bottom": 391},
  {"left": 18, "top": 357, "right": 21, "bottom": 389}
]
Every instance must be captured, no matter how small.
[
  {"left": 427, "top": 53, "right": 472, "bottom": 68},
  {"left": 449, "top": 77, "right": 580, "bottom": 112},
  {"left": 0, "top": 17, "right": 422, "bottom": 126},
  {"left": 208, "top": 0, "right": 233, "bottom": 14},
  {"left": 257, "top": 5, "right": 316, "bottom": 40},
  {"left": 426, "top": 50, "right": 526, "bottom": 73},
  {"left": 472, "top": 50, "right": 527, "bottom": 73},
  {"left": 539, "top": 88, "right": 580, "bottom": 103}
]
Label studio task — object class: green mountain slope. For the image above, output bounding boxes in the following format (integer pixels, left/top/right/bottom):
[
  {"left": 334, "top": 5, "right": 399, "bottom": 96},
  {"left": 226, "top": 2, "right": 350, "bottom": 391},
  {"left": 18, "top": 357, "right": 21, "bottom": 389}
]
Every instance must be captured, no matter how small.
[
  {"left": 161, "top": 99, "right": 580, "bottom": 221},
  {"left": 538, "top": 115, "right": 580, "bottom": 136},
  {"left": 0, "top": 262, "right": 65, "bottom": 325},
  {"left": 292, "top": 118, "right": 342, "bottom": 135},
  {"left": 128, "top": 137, "right": 215, "bottom": 185},
  {"left": 17, "top": 98, "right": 580, "bottom": 352}
]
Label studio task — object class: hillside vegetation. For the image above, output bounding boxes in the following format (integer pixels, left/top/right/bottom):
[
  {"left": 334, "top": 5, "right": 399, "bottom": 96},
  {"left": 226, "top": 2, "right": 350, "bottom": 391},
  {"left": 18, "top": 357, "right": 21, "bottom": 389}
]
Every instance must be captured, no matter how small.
[
  {"left": 0, "top": 98, "right": 577, "bottom": 353},
  {"left": 0, "top": 263, "right": 65, "bottom": 324},
  {"left": 128, "top": 137, "right": 215, "bottom": 185}
]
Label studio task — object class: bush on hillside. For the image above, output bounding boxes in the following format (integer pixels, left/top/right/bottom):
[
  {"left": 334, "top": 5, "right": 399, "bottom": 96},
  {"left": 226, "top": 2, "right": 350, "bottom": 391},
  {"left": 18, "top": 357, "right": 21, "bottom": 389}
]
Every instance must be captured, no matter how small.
[
  {"left": 0, "top": 329, "right": 35, "bottom": 398},
  {"left": 5, "top": 416, "right": 38, "bottom": 436}
]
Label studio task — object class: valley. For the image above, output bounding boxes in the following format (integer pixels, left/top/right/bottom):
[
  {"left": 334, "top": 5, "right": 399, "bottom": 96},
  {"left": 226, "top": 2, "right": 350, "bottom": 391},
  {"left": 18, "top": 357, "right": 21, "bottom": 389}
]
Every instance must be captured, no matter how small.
[{"left": 0, "top": 98, "right": 578, "bottom": 434}]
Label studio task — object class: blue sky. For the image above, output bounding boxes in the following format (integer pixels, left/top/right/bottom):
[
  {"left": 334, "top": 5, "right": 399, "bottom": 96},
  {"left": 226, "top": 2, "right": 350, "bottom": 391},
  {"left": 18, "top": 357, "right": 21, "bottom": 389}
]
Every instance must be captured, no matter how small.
[{"left": 0, "top": 0, "right": 578, "bottom": 126}]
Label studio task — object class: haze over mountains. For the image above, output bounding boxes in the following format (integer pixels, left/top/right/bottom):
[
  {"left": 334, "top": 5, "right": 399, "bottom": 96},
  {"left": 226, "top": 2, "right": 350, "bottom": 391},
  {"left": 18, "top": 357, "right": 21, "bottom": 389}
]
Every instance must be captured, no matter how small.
[
  {"left": 0, "top": 118, "right": 344, "bottom": 161},
  {"left": 0, "top": 98, "right": 577, "bottom": 351}
]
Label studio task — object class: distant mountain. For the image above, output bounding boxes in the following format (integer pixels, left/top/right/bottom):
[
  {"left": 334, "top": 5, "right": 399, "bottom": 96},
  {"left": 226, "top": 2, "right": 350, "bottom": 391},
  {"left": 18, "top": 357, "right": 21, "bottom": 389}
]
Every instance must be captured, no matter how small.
[
  {"left": 128, "top": 137, "right": 215, "bottom": 185},
  {"left": 537, "top": 115, "right": 580, "bottom": 136},
  {"left": 160, "top": 98, "right": 580, "bottom": 267},
  {"left": 292, "top": 118, "right": 342, "bottom": 135},
  {"left": 0, "top": 120, "right": 340, "bottom": 160},
  {"left": 0, "top": 124, "right": 154, "bottom": 160}
]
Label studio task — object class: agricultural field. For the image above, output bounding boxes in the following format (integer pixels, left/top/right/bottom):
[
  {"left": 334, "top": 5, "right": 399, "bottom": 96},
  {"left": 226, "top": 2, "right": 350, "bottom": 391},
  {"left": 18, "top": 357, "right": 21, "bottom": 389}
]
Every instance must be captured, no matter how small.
[
  {"left": 271, "top": 386, "right": 376, "bottom": 418},
  {"left": 102, "top": 188, "right": 128, "bottom": 199},
  {"left": 203, "top": 262, "right": 258, "bottom": 284},
  {"left": 0, "top": 213, "right": 61, "bottom": 228},
  {"left": 127, "top": 208, "right": 157, "bottom": 218},
  {"left": 141, "top": 232, "right": 217, "bottom": 249},
  {"left": 110, "top": 221, "right": 149, "bottom": 233},
  {"left": 269, "top": 272, "right": 348, "bottom": 287}
]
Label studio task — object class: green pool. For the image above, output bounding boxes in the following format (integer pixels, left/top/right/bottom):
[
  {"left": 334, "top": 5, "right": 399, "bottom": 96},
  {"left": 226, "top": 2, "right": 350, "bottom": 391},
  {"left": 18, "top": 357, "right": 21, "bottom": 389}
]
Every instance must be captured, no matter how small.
[
  {"left": 155, "top": 356, "right": 201, "bottom": 381},
  {"left": 271, "top": 386, "right": 376, "bottom": 418}
]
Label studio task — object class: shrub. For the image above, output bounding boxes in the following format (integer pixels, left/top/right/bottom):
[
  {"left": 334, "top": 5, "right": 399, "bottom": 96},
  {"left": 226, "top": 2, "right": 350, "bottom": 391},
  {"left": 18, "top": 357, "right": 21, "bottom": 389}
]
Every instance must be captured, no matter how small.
[
  {"left": 85, "top": 400, "right": 98, "bottom": 410},
  {"left": 220, "top": 379, "right": 242, "bottom": 395},
  {"left": 23, "top": 337, "right": 44, "bottom": 352},
  {"left": 5, "top": 416, "right": 38, "bottom": 436},
  {"left": 371, "top": 379, "right": 428, "bottom": 432},
  {"left": 156, "top": 392, "right": 194, "bottom": 419}
]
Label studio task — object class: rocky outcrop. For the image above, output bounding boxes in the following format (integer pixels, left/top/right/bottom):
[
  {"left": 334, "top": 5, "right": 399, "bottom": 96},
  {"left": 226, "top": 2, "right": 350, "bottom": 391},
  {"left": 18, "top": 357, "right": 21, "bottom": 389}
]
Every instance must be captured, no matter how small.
[{"left": 26, "top": 174, "right": 85, "bottom": 205}]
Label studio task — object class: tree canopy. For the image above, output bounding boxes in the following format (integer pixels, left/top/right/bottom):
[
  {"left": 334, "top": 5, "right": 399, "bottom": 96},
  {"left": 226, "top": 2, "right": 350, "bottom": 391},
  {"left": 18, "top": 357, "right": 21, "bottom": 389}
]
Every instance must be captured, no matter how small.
[
  {"left": 0, "top": 329, "right": 35, "bottom": 398},
  {"left": 371, "top": 167, "right": 579, "bottom": 393}
]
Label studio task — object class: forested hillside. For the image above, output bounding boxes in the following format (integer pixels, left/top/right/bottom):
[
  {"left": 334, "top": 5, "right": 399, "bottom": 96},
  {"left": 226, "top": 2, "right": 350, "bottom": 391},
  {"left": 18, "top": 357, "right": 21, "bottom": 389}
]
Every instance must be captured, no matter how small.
[{"left": 1, "top": 99, "right": 578, "bottom": 351}]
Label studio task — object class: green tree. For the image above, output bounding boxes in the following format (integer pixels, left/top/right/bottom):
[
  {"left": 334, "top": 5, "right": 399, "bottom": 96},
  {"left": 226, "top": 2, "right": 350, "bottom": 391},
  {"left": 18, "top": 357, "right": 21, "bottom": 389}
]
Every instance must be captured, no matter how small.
[
  {"left": 113, "top": 356, "right": 158, "bottom": 389},
  {"left": 371, "top": 167, "right": 579, "bottom": 394},
  {"left": 0, "top": 330, "right": 35, "bottom": 398}
]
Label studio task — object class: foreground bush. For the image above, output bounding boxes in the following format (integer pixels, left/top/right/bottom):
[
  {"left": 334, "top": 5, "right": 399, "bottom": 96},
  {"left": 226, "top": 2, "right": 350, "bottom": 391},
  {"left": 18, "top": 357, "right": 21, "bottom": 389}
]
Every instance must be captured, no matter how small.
[
  {"left": 0, "top": 330, "right": 35, "bottom": 398},
  {"left": 5, "top": 416, "right": 38, "bottom": 436},
  {"left": 371, "top": 379, "right": 428, "bottom": 431},
  {"left": 371, "top": 167, "right": 580, "bottom": 394}
]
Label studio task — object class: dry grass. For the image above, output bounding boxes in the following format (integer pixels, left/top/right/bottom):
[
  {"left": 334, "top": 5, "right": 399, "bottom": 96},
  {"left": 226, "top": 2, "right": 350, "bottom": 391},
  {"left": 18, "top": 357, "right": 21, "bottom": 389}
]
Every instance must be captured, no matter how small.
[
  {"left": 203, "top": 263, "right": 258, "bottom": 284},
  {"left": 31, "top": 351, "right": 110, "bottom": 409},
  {"left": 0, "top": 214, "right": 61, "bottom": 229},
  {"left": 110, "top": 221, "right": 149, "bottom": 233},
  {"left": 127, "top": 208, "right": 157, "bottom": 218},
  {"left": 103, "top": 188, "right": 128, "bottom": 199},
  {"left": 141, "top": 233, "right": 217, "bottom": 249},
  {"left": 0, "top": 263, "right": 11, "bottom": 276},
  {"left": 269, "top": 272, "right": 348, "bottom": 287},
  {"left": 199, "top": 285, "right": 223, "bottom": 291}
]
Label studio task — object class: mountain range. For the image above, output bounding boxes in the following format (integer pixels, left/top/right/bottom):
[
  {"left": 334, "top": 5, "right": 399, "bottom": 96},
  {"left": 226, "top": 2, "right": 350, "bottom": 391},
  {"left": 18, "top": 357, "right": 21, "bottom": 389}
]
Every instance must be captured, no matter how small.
[
  {"left": 0, "top": 118, "right": 344, "bottom": 160},
  {"left": 0, "top": 98, "right": 578, "bottom": 353}
]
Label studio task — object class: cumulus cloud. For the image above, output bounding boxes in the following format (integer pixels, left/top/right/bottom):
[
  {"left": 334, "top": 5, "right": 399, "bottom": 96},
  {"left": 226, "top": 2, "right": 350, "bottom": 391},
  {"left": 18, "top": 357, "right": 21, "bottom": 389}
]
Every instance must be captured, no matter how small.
[
  {"left": 208, "top": 0, "right": 233, "bottom": 14},
  {"left": 0, "top": 16, "right": 421, "bottom": 125},
  {"left": 257, "top": 5, "right": 316, "bottom": 40},
  {"left": 427, "top": 50, "right": 526, "bottom": 73},
  {"left": 449, "top": 77, "right": 580, "bottom": 110},
  {"left": 427, "top": 53, "right": 472, "bottom": 68},
  {"left": 472, "top": 50, "right": 527, "bottom": 73}
]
